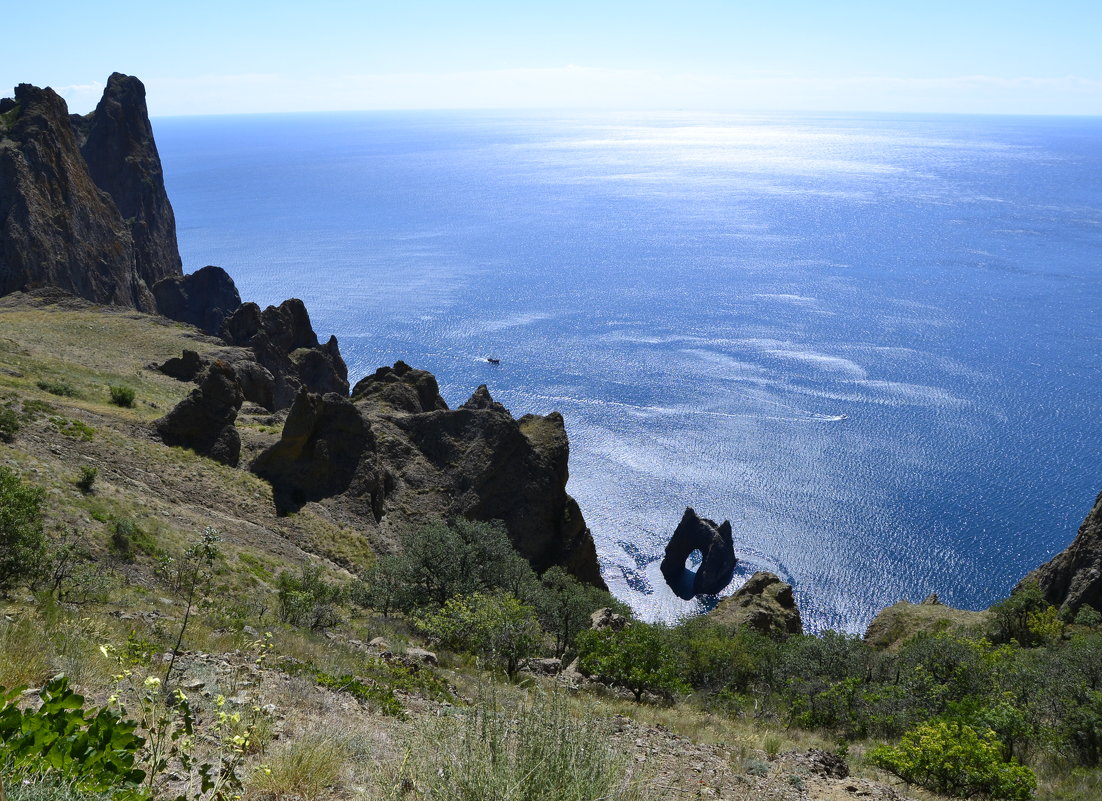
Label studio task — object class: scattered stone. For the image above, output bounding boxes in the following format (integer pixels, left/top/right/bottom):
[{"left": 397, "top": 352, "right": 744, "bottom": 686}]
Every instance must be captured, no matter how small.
[
  {"left": 590, "top": 607, "right": 629, "bottom": 632},
  {"left": 403, "top": 647, "right": 438, "bottom": 666}
]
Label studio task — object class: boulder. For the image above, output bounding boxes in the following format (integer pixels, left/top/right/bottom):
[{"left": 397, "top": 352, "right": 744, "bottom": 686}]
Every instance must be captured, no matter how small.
[
  {"left": 1017, "top": 490, "right": 1102, "bottom": 615},
  {"left": 352, "top": 360, "right": 447, "bottom": 413},
  {"left": 158, "top": 349, "right": 205, "bottom": 381},
  {"left": 153, "top": 362, "right": 243, "bottom": 466},
  {"left": 251, "top": 388, "right": 381, "bottom": 513},
  {"left": 710, "top": 571, "right": 803, "bottom": 636},
  {"left": 153, "top": 265, "right": 241, "bottom": 335},
  {"left": 251, "top": 371, "right": 606, "bottom": 588},
  {"left": 660, "top": 507, "right": 737, "bottom": 599},
  {"left": 590, "top": 607, "right": 629, "bottom": 632}
]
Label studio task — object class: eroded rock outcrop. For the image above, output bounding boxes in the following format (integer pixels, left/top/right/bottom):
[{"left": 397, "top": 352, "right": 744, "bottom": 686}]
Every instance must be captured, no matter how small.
[
  {"left": 72, "top": 73, "right": 182, "bottom": 289},
  {"left": 1, "top": 75, "right": 183, "bottom": 311},
  {"left": 1017, "top": 490, "right": 1102, "bottom": 615},
  {"left": 153, "top": 265, "right": 241, "bottom": 335},
  {"left": 1, "top": 82, "right": 161, "bottom": 310},
  {"left": 710, "top": 571, "right": 803, "bottom": 636},
  {"left": 251, "top": 389, "right": 381, "bottom": 513},
  {"left": 252, "top": 375, "right": 605, "bottom": 588},
  {"left": 221, "top": 299, "right": 349, "bottom": 410},
  {"left": 154, "top": 362, "right": 244, "bottom": 466},
  {"left": 660, "top": 507, "right": 737, "bottom": 599}
]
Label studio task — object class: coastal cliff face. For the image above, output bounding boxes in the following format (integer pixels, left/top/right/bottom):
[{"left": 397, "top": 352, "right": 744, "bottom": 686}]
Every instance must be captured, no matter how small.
[
  {"left": 72, "top": 73, "right": 182, "bottom": 289},
  {"left": 1, "top": 71, "right": 604, "bottom": 590},
  {"left": 0, "top": 77, "right": 180, "bottom": 310},
  {"left": 252, "top": 371, "right": 607, "bottom": 588},
  {"left": 1017, "top": 490, "right": 1102, "bottom": 614}
]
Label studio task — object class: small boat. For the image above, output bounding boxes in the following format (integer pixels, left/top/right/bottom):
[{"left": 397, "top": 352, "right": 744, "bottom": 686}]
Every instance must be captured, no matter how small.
[{"left": 486, "top": 357, "right": 501, "bottom": 365}]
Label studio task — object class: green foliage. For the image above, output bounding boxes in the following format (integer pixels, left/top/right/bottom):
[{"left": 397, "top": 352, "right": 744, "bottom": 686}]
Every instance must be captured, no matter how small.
[
  {"left": 990, "top": 582, "right": 1055, "bottom": 646},
  {"left": 868, "top": 720, "right": 1036, "bottom": 800},
  {"left": 108, "top": 385, "right": 135, "bottom": 408},
  {"left": 1074, "top": 604, "right": 1102, "bottom": 627},
  {"left": 0, "top": 676, "right": 145, "bottom": 794},
  {"left": 276, "top": 564, "right": 345, "bottom": 630},
  {"left": 534, "top": 566, "right": 614, "bottom": 658},
  {"left": 50, "top": 416, "right": 95, "bottom": 441},
  {"left": 674, "top": 617, "right": 774, "bottom": 694},
  {"left": 577, "top": 621, "right": 687, "bottom": 702},
  {"left": 381, "top": 518, "right": 537, "bottom": 610},
  {"left": 37, "top": 380, "right": 79, "bottom": 398},
  {"left": 0, "top": 465, "right": 47, "bottom": 593},
  {"left": 0, "top": 403, "right": 20, "bottom": 441},
  {"left": 108, "top": 519, "right": 157, "bottom": 562},
  {"left": 76, "top": 466, "right": 98, "bottom": 493},
  {"left": 417, "top": 591, "right": 542, "bottom": 677}
]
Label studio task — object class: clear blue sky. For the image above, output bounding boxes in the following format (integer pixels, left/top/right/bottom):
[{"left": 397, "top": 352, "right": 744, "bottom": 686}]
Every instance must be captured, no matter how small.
[{"left": 5, "top": 0, "right": 1100, "bottom": 116}]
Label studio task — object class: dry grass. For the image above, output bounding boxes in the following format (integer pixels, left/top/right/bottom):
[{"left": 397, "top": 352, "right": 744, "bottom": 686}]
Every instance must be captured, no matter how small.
[
  {"left": 0, "top": 615, "right": 54, "bottom": 688},
  {"left": 248, "top": 730, "right": 349, "bottom": 800}
]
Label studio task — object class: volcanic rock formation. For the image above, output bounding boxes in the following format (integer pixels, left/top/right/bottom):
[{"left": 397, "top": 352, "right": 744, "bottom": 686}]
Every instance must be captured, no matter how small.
[
  {"left": 1, "top": 76, "right": 180, "bottom": 310},
  {"left": 660, "top": 507, "right": 737, "bottom": 599},
  {"left": 154, "top": 361, "right": 245, "bottom": 466},
  {"left": 152, "top": 265, "right": 241, "bottom": 336},
  {"left": 710, "top": 571, "right": 803, "bottom": 636},
  {"left": 221, "top": 299, "right": 349, "bottom": 410},
  {"left": 251, "top": 375, "right": 606, "bottom": 588},
  {"left": 1017, "top": 490, "right": 1102, "bottom": 615}
]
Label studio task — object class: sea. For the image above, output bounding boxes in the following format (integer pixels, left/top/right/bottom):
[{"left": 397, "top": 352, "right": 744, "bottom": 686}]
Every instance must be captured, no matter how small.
[{"left": 153, "top": 110, "right": 1102, "bottom": 633}]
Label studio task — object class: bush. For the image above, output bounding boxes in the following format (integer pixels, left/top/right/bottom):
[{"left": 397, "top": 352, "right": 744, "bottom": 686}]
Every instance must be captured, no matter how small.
[
  {"left": 417, "top": 591, "right": 542, "bottom": 677},
  {"left": 577, "top": 621, "right": 687, "bottom": 702},
  {"left": 0, "top": 405, "right": 20, "bottom": 441},
  {"left": 276, "top": 565, "right": 345, "bottom": 629},
  {"left": 990, "top": 582, "right": 1055, "bottom": 646},
  {"left": 76, "top": 466, "right": 97, "bottom": 493},
  {"left": 0, "top": 676, "right": 145, "bottom": 794},
  {"left": 107, "top": 385, "right": 135, "bottom": 408},
  {"left": 0, "top": 466, "right": 46, "bottom": 593},
  {"left": 37, "top": 380, "right": 78, "bottom": 398},
  {"left": 868, "top": 720, "right": 1036, "bottom": 800}
]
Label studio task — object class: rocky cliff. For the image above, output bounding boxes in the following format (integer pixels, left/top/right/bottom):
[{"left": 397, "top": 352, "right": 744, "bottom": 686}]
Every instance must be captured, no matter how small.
[
  {"left": 0, "top": 76, "right": 180, "bottom": 310},
  {"left": 1017, "top": 490, "right": 1102, "bottom": 615},
  {"left": 252, "top": 372, "right": 606, "bottom": 588}
]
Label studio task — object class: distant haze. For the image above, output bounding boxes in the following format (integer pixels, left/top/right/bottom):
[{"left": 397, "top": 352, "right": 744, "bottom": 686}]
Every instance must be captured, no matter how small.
[{"left": 4, "top": 1, "right": 1100, "bottom": 116}]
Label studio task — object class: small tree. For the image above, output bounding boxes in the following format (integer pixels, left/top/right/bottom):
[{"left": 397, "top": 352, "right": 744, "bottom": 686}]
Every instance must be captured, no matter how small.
[
  {"left": 577, "top": 621, "right": 686, "bottom": 702},
  {"left": 0, "top": 466, "right": 46, "bottom": 593},
  {"left": 868, "top": 720, "right": 1036, "bottom": 801},
  {"left": 536, "top": 566, "right": 609, "bottom": 658},
  {"left": 276, "top": 564, "right": 345, "bottom": 630},
  {"left": 417, "top": 591, "right": 542, "bottom": 677}
]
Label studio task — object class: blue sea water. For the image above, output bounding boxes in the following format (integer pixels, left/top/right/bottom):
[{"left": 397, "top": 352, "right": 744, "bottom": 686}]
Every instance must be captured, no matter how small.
[{"left": 154, "top": 110, "right": 1102, "bottom": 633}]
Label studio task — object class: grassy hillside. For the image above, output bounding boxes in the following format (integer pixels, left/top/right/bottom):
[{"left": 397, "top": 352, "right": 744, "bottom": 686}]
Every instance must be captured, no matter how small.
[{"left": 1, "top": 291, "right": 1099, "bottom": 801}]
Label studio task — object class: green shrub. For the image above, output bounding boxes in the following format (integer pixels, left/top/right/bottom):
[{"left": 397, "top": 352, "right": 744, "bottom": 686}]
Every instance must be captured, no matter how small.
[
  {"left": 76, "top": 466, "right": 98, "bottom": 493},
  {"left": 276, "top": 565, "right": 345, "bottom": 630},
  {"left": 0, "top": 466, "right": 46, "bottom": 593},
  {"left": 0, "top": 404, "right": 20, "bottom": 441},
  {"left": 417, "top": 591, "right": 542, "bottom": 677},
  {"left": 107, "top": 385, "right": 135, "bottom": 408},
  {"left": 868, "top": 720, "right": 1036, "bottom": 800},
  {"left": 37, "top": 380, "right": 78, "bottom": 398},
  {"left": 990, "top": 582, "right": 1054, "bottom": 646},
  {"left": 108, "top": 519, "right": 157, "bottom": 562},
  {"left": 1074, "top": 605, "right": 1102, "bottom": 627},
  {"left": 577, "top": 621, "right": 687, "bottom": 702}
]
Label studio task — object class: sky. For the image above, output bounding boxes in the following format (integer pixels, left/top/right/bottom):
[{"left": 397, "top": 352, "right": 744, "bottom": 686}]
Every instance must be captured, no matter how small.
[{"left": 4, "top": 0, "right": 1101, "bottom": 116}]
